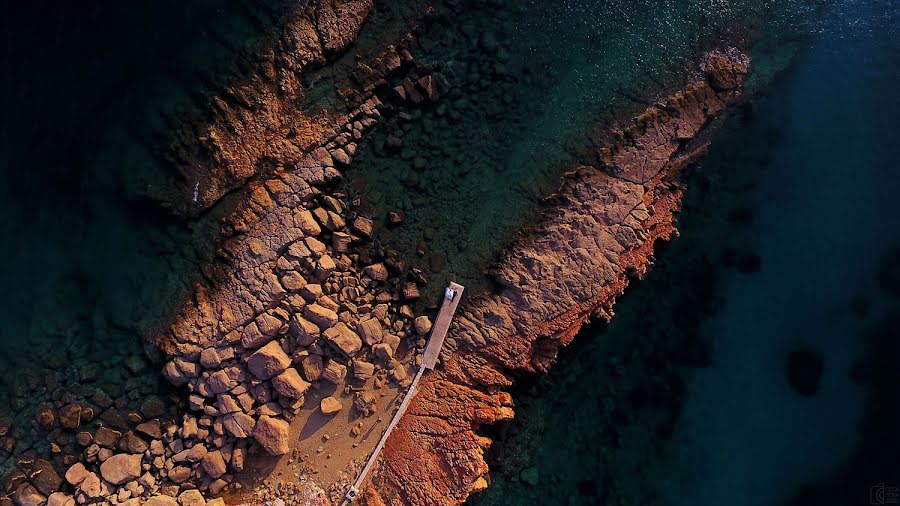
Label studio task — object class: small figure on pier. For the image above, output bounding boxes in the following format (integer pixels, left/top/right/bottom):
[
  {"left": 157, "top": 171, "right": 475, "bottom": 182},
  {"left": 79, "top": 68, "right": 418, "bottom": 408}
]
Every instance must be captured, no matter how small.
[{"left": 444, "top": 287, "right": 458, "bottom": 301}]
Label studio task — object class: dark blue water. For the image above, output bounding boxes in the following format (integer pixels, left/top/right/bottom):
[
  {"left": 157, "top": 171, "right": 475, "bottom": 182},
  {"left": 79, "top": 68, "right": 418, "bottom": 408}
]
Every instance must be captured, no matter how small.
[
  {"left": 0, "top": 0, "right": 283, "bottom": 471},
  {"left": 472, "top": 0, "right": 899, "bottom": 505}
]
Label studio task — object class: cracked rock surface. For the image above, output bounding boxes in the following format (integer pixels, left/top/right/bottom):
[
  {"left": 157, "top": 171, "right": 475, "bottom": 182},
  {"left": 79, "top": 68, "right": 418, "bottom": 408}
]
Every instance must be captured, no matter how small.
[{"left": 361, "top": 49, "right": 751, "bottom": 506}]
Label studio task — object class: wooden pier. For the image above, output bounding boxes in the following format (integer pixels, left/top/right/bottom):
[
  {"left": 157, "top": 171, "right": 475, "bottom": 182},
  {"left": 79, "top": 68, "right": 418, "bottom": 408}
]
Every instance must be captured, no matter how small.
[{"left": 342, "top": 282, "right": 465, "bottom": 504}]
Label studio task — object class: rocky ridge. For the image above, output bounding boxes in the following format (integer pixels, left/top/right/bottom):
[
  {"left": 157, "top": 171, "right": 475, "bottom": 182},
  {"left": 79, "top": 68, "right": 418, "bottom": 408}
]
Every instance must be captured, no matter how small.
[{"left": 360, "top": 49, "right": 751, "bottom": 505}]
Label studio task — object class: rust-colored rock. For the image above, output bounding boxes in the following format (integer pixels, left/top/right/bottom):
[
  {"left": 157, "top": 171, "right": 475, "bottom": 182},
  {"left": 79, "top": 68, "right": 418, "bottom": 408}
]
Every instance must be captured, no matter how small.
[{"left": 364, "top": 49, "right": 751, "bottom": 506}]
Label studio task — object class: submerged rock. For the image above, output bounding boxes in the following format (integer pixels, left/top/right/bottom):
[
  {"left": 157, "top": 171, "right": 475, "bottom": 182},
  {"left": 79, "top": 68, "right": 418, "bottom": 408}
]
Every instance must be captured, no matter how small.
[{"left": 786, "top": 346, "right": 824, "bottom": 397}]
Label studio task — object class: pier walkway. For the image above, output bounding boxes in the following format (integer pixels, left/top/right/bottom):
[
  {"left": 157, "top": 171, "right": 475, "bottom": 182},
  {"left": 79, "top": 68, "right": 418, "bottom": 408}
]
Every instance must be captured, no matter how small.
[{"left": 343, "top": 282, "right": 465, "bottom": 504}]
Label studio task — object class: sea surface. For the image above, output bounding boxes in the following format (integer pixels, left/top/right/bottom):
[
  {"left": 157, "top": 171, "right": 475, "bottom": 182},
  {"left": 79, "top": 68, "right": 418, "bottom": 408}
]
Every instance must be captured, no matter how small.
[
  {"left": 0, "top": 0, "right": 287, "bottom": 472},
  {"left": 472, "top": 0, "right": 900, "bottom": 505}
]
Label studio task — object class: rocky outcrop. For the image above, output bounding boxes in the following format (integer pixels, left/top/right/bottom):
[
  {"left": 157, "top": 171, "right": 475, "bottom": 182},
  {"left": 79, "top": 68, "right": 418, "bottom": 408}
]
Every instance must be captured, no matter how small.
[
  {"left": 168, "top": 0, "right": 376, "bottom": 212},
  {"left": 363, "top": 48, "right": 751, "bottom": 506},
  {"left": 0, "top": 2, "right": 446, "bottom": 506}
]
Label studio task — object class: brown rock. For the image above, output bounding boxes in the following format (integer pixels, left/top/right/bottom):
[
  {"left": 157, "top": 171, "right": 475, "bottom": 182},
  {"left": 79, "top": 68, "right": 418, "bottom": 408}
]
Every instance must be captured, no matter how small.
[
  {"left": 356, "top": 318, "right": 383, "bottom": 346},
  {"left": 99, "top": 453, "right": 141, "bottom": 485},
  {"left": 373, "top": 343, "right": 394, "bottom": 361},
  {"left": 199, "top": 348, "right": 222, "bottom": 369},
  {"left": 301, "top": 354, "right": 324, "bottom": 381},
  {"left": 223, "top": 412, "right": 256, "bottom": 439},
  {"left": 323, "top": 323, "right": 362, "bottom": 357},
  {"left": 321, "top": 360, "right": 347, "bottom": 385},
  {"left": 35, "top": 405, "right": 54, "bottom": 429},
  {"left": 31, "top": 460, "right": 62, "bottom": 496},
  {"left": 414, "top": 316, "right": 433, "bottom": 336},
  {"left": 314, "top": 255, "right": 336, "bottom": 280},
  {"left": 387, "top": 209, "right": 405, "bottom": 225},
  {"left": 135, "top": 420, "right": 161, "bottom": 440},
  {"left": 403, "top": 283, "right": 420, "bottom": 300},
  {"left": 304, "top": 304, "right": 338, "bottom": 330},
  {"left": 117, "top": 432, "right": 149, "bottom": 454},
  {"left": 282, "top": 271, "right": 307, "bottom": 292},
  {"left": 248, "top": 341, "right": 291, "bottom": 380},
  {"left": 14, "top": 484, "right": 45, "bottom": 506},
  {"left": 352, "top": 392, "right": 377, "bottom": 417},
  {"left": 201, "top": 450, "right": 227, "bottom": 479},
  {"left": 57, "top": 404, "right": 82, "bottom": 430},
  {"left": 417, "top": 75, "right": 439, "bottom": 101},
  {"left": 352, "top": 216, "right": 374, "bottom": 237},
  {"left": 144, "top": 496, "right": 178, "bottom": 506},
  {"left": 352, "top": 361, "right": 375, "bottom": 381},
  {"left": 46, "top": 492, "right": 72, "bottom": 506},
  {"left": 207, "top": 369, "right": 237, "bottom": 394},
  {"left": 290, "top": 315, "right": 320, "bottom": 346},
  {"left": 169, "top": 466, "right": 191, "bottom": 483},
  {"left": 364, "top": 263, "right": 388, "bottom": 282},
  {"left": 93, "top": 427, "right": 121, "bottom": 448},
  {"left": 173, "top": 443, "right": 207, "bottom": 463},
  {"left": 178, "top": 490, "right": 206, "bottom": 506},
  {"left": 64, "top": 463, "right": 88, "bottom": 486},
  {"left": 78, "top": 472, "right": 101, "bottom": 499},
  {"left": 253, "top": 416, "right": 290, "bottom": 455},
  {"left": 320, "top": 397, "right": 342, "bottom": 415},
  {"left": 271, "top": 368, "right": 311, "bottom": 399}
]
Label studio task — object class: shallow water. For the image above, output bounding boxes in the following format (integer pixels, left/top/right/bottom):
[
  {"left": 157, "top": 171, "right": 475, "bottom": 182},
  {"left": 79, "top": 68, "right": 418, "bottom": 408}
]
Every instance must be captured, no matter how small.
[
  {"left": 471, "top": 0, "right": 899, "bottom": 504},
  {"left": 345, "top": 0, "right": 816, "bottom": 303}
]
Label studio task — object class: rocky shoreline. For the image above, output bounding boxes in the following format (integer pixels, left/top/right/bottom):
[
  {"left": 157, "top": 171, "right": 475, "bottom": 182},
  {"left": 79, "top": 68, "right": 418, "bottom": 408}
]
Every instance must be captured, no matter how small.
[
  {"left": 4, "top": 1, "right": 443, "bottom": 505},
  {"left": 0, "top": 3, "right": 755, "bottom": 506},
  {"left": 360, "top": 49, "right": 751, "bottom": 505}
]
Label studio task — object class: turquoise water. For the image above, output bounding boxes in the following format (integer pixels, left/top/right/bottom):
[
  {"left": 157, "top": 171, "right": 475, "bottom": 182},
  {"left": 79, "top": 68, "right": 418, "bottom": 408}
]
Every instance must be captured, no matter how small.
[
  {"left": 345, "top": 0, "right": 817, "bottom": 303},
  {"left": 471, "top": 0, "right": 899, "bottom": 504}
]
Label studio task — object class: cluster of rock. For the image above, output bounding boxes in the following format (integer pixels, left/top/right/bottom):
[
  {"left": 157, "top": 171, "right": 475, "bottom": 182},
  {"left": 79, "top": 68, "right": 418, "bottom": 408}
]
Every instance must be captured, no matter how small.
[
  {"left": 2, "top": 1, "right": 453, "bottom": 505},
  {"left": 362, "top": 49, "right": 752, "bottom": 506}
]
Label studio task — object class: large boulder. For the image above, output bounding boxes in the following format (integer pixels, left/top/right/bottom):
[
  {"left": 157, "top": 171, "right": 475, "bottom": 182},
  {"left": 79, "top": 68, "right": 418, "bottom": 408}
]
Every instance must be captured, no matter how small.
[
  {"left": 272, "top": 368, "right": 311, "bottom": 399},
  {"left": 99, "top": 453, "right": 142, "bottom": 485},
  {"left": 304, "top": 304, "right": 338, "bottom": 330},
  {"left": 248, "top": 341, "right": 291, "bottom": 380},
  {"left": 31, "top": 460, "right": 62, "bottom": 496},
  {"left": 323, "top": 323, "right": 362, "bottom": 357},
  {"left": 201, "top": 450, "right": 227, "bottom": 479},
  {"left": 320, "top": 397, "right": 342, "bottom": 415},
  {"left": 14, "top": 484, "right": 45, "bottom": 506},
  {"left": 253, "top": 416, "right": 290, "bottom": 455},
  {"left": 356, "top": 318, "right": 383, "bottom": 345}
]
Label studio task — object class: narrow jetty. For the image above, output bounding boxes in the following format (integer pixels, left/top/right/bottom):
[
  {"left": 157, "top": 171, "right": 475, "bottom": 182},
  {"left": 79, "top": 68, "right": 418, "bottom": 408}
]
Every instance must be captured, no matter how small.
[{"left": 343, "top": 282, "right": 465, "bottom": 504}]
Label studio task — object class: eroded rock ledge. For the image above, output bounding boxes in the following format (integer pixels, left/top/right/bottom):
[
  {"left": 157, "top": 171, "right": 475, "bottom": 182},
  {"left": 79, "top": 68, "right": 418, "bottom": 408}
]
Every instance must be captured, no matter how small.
[{"left": 362, "top": 49, "right": 750, "bottom": 506}]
